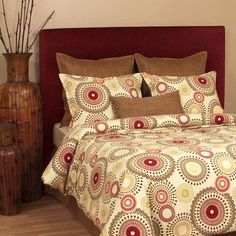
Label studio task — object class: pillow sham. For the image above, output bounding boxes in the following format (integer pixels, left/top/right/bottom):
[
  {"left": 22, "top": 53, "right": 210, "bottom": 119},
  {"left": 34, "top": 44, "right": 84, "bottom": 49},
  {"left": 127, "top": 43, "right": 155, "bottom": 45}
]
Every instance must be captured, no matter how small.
[
  {"left": 135, "top": 51, "right": 207, "bottom": 75},
  {"left": 56, "top": 53, "right": 135, "bottom": 127},
  {"left": 111, "top": 91, "right": 183, "bottom": 118},
  {"left": 142, "top": 71, "right": 223, "bottom": 114},
  {"left": 59, "top": 73, "right": 143, "bottom": 127}
]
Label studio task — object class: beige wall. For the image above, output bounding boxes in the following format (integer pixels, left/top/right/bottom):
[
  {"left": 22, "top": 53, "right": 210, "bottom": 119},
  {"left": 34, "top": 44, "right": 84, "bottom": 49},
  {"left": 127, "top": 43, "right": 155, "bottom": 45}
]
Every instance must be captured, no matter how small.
[{"left": 1, "top": 0, "right": 236, "bottom": 112}]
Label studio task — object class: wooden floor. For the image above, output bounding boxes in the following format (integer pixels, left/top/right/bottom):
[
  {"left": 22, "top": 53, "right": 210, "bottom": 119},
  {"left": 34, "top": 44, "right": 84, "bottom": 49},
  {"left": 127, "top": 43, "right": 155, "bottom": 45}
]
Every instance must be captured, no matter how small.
[{"left": 0, "top": 195, "right": 92, "bottom": 236}]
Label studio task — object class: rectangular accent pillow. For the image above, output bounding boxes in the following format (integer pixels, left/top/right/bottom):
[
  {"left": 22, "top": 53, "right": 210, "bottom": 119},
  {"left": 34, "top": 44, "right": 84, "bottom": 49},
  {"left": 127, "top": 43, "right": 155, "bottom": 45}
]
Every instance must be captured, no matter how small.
[
  {"left": 135, "top": 51, "right": 207, "bottom": 97},
  {"left": 111, "top": 91, "right": 183, "bottom": 118},
  {"left": 56, "top": 53, "right": 135, "bottom": 127},
  {"left": 59, "top": 73, "right": 143, "bottom": 127},
  {"left": 142, "top": 71, "right": 223, "bottom": 114}
]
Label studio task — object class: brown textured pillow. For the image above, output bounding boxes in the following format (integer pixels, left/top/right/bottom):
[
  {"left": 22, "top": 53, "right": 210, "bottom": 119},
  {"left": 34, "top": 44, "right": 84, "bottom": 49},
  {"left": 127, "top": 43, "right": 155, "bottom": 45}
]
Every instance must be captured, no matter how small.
[
  {"left": 135, "top": 51, "right": 207, "bottom": 97},
  {"left": 111, "top": 91, "right": 184, "bottom": 118},
  {"left": 56, "top": 53, "right": 135, "bottom": 127},
  {"left": 135, "top": 51, "right": 207, "bottom": 75}
]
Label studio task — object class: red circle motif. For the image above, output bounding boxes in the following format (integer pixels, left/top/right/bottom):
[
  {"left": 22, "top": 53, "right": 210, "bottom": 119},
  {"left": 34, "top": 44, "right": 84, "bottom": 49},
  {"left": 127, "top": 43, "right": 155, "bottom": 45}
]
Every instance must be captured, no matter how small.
[
  {"left": 215, "top": 176, "right": 230, "bottom": 192},
  {"left": 206, "top": 205, "right": 219, "bottom": 219},
  {"left": 155, "top": 189, "right": 169, "bottom": 205},
  {"left": 138, "top": 157, "right": 164, "bottom": 171},
  {"left": 194, "top": 92, "right": 204, "bottom": 103},
  {"left": 64, "top": 152, "right": 72, "bottom": 164},
  {"left": 200, "top": 199, "right": 224, "bottom": 226},
  {"left": 126, "top": 226, "right": 140, "bottom": 236},
  {"left": 125, "top": 79, "right": 134, "bottom": 87},
  {"left": 88, "top": 90, "right": 99, "bottom": 100},
  {"left": 121, "top": 194, "right": 137, "bottom": 212},
  {"left": 198, "top": 77, "right": 207, "bottom": 85},
  {"left": 143, "top": 158, "right": 158, "bottom": 167},
  {"left": 156, "top": 82, "right": 168, "bottom": 94},
  {"left": 159, "top": 205, "right": 175, "bottom": 222},
  {"left": 214, "top": 115, "right": 224, "bottom": 124},
  {"left": 134, "top": 120, "right": 144, "bottom": 129},
  {"left": 93, "top": 172, "right": 99, "bottom": 185}
]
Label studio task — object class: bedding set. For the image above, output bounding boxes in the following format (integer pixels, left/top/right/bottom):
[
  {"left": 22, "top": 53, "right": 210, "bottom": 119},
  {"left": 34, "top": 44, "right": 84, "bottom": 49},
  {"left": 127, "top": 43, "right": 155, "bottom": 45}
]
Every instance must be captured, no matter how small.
[{"left": 42, "top": 52, "right": 236, "bottom": 236}]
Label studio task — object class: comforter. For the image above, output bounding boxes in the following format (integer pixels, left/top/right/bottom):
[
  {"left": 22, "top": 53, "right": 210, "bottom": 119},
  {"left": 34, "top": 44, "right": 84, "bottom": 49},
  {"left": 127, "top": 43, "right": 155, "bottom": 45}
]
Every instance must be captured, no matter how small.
[{"left": 42, "top": 113, "right": 236, "bottom": 236}]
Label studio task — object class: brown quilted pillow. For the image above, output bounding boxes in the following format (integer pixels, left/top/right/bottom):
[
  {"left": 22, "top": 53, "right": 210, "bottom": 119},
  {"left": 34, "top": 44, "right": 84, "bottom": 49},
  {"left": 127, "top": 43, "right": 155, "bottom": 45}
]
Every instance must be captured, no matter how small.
[
  {"left": 111, "top": 91, "right": 184, "bottom": 118},
  {"left": 56, "top": 53, "right": 135, "bottom": 127}
]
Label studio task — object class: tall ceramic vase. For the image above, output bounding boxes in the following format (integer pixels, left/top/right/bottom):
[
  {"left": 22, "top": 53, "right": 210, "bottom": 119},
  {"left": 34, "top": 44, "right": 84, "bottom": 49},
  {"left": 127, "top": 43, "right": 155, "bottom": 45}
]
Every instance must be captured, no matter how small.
[{"left": 0, "top": 53, "right": 43, "bottom": 202}]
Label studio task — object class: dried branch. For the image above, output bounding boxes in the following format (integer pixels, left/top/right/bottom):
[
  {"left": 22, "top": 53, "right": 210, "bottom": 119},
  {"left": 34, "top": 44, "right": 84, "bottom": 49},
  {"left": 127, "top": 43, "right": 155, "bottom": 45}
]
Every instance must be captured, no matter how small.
[
  {"left": 0, "top": 28, "right": 9, "bottom": 52},
  {"left": 1, "top": 0, "right": 13, "bottom": 52},
  {"left": 23, "top": 0, "right": 31, "bottom": 50},
  {"left": 26, "top": 0, "right": 35, "bottom": 51},
  {"left": 0, "top": 0, "right": 54, "bottom": 53},
  {"left": 15, "top": 14, "right": 20, "bottom": 53},
  {"left": 21, "top": 0, "right": 29, "bottom": 52},
  {"left": 27, "top": 10, "right": 55, "bottom": 52},
  {"left": 17, "top": 0, "right": 24, "bottom": 52}
]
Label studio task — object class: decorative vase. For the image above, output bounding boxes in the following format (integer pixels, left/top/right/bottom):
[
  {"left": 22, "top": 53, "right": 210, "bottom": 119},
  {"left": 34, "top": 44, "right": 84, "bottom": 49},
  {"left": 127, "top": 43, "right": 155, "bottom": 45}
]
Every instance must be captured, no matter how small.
[
  {"left": 0, "top": 124, "right": 21, "bottom": 215},
  {"left": 0, "top": 53, "right": 43, "bottom": 202}
]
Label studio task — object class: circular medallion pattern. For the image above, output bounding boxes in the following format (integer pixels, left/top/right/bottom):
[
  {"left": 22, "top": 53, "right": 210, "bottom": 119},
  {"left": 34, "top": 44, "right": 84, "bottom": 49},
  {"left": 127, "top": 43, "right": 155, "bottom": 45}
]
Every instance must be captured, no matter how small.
[
  {"left": 177, "top": 157, "right": 209, "bottom": 185},
  {"left": 183, "top": 99, "right": 206, "bottom": 114},
  {"left": 94, "top": 122, "right": 109, "bottom": 134},
  {"left": 108, "top": 147, "right": 136, "bottom": 162},
  {"left": 118, "top": 75, "right": 140, "bottom": 93},
  {"left": 109, "top": 209, "right": 155, "bottom": 236},
  {"left": 210, "top": 114, "right": 229, "bottom": 125},
  {"left": 52, "top": 139, "right": 77, "bottom": 176},
  {"left": 88, "top": 157, "right": 107, "bottom": 199},
  {"left": 226, "top": 144, "right": 236, "bottom": 158},
  {"left": 215, "top": 176, "right": 230, "bottom": 193},
  {"left": 176, "top": 183, "right": 194, "bottom": 203},
  {"left": 208, "top": 100, "right": 224, "bottom": 113},
  {"left": 76, "top": 82, "right": 110, "bottom": 113},
  {"left": 147, "top": 181, "right": 176, "bottom": 213},
  {"left": 125, "top": 78, "right": 135, "bottom": 87},
  {"left": 102, "top": 172, "right": 115, "bottom": 204},
  {"left": 120, "top": 171, "right": 143, "bottom": 195},
  {"left": 121, "top": 117, "right": 156, "bottom": 130},
  {"left": 197, "top": 150, "right": 214, "bottom": 159},
  {"left": 186, "top": 75, "right": 215, "bottom": 95},
  {"left": 211, "top": 153, "right": 236, "bottom": 180},
  {"left": 159, "top": 205, "right": 175, "bottom": 222},
  {"left": 121, "top": 194, "right": 137, "bottom": 212},
  {"left": 155, "top": 82, "right": 168, "bottom": 94},
  {"left": 77, "top": 166, "right": 88, "bottom": 193},
  {"left": 177, "top": 115, "right": 190, "bottom": 126},
  {"left": 190, "top": 187, "right": 235, "bottom": 234},
  {"left": 166, "top": 213, "right": 197, "bottom": 236},
  {"left": 194, "top": 91, "right": 204, "bottom": 103},
  {"left": 203, "top": 137, "right": 230, "bottom": 145},
  {"left": 129, "top": 88, "right": 139, "bottom": 98},
  {"left": 127, "top": 153, "right": 175, "bottom": 181},
  {"left": 111, "top": 181, "right": 120, "bottom": 198}
]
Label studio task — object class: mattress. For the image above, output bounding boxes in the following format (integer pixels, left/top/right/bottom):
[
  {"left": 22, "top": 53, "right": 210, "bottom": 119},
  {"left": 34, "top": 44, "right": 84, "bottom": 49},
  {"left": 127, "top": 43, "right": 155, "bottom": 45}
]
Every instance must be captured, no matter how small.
[{"left": 53, "top": 123, "right": 69, "bottom": 147}]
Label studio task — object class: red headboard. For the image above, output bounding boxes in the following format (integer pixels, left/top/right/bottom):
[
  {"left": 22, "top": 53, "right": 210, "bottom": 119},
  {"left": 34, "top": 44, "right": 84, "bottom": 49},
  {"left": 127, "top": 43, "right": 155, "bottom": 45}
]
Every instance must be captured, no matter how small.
[{"left": 39, "top": 26, "right": 225, "bottom": 166}]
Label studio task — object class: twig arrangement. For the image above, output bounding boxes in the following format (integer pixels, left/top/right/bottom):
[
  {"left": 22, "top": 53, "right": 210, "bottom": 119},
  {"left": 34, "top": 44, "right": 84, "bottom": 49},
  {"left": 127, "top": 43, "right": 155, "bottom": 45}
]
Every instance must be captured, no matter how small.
[{"left": 0, "top": 0, "right": 55, "bottom": 53}]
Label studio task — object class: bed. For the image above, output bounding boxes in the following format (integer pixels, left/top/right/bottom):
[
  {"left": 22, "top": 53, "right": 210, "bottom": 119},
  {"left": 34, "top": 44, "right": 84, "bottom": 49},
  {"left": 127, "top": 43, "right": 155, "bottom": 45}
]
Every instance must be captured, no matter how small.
[{"left": 39, "top": 26, "right": 236, "bottom": 236}]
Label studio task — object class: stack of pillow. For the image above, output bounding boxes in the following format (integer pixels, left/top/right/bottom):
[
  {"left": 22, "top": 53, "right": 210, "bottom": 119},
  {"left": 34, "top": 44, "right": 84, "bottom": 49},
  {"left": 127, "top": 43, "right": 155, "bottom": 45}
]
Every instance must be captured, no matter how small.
[{"left": 57, "top": 51, "right": 223, "bottom": 128}]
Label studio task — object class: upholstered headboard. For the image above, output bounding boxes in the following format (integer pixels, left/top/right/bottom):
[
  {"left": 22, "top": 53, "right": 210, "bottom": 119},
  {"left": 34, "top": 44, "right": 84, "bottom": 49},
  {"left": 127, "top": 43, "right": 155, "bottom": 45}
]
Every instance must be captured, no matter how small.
[{"left": 39, "top": 26, "right": 225, "bottom": 166}]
